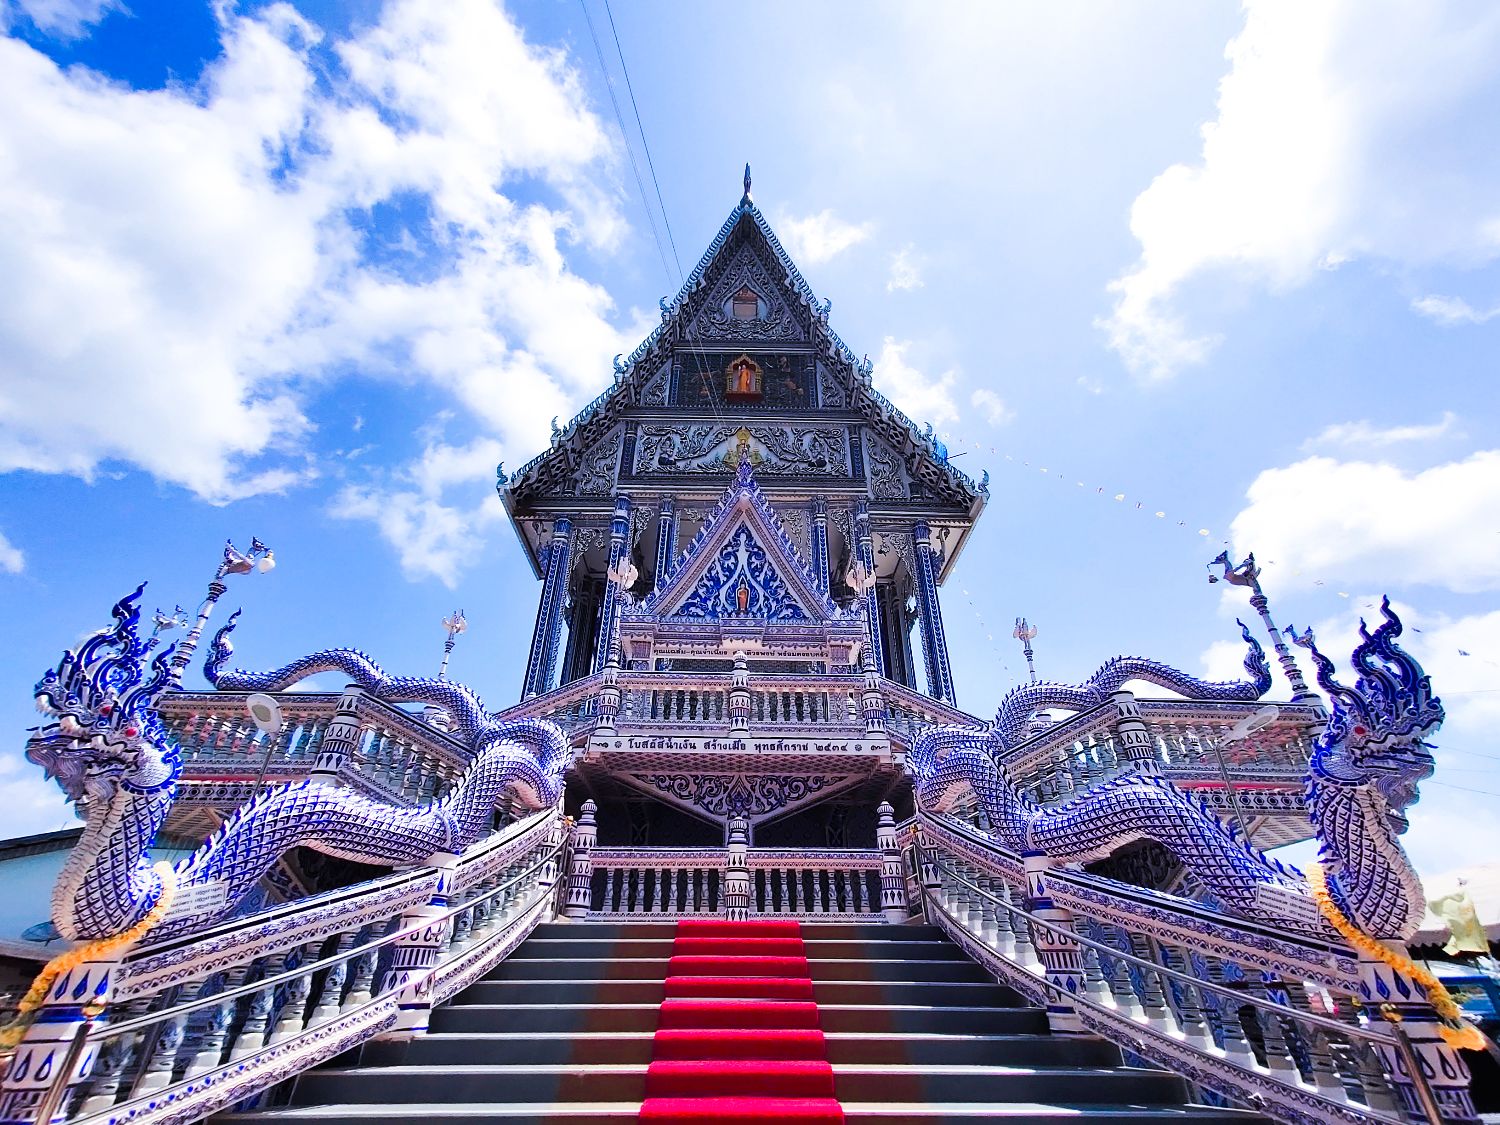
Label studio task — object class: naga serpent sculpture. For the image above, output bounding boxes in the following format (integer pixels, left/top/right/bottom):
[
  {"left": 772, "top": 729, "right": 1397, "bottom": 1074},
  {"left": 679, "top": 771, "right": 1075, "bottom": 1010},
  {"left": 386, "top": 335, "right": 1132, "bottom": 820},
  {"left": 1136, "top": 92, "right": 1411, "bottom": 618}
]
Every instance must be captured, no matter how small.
[
  {"left": 27, "top": 586, "right": 569, "bottom": 942},
  {"left": 911, "top": 604, "right": 1437, "bottom": 940}
]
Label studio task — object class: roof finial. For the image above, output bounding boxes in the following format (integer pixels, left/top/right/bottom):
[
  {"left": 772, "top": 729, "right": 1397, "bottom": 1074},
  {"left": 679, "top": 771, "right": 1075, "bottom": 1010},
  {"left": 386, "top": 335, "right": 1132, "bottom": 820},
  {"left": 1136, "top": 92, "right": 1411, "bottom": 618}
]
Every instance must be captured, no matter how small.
[{"left": 742, "top": 163, "right": 752, "bottom": 205}]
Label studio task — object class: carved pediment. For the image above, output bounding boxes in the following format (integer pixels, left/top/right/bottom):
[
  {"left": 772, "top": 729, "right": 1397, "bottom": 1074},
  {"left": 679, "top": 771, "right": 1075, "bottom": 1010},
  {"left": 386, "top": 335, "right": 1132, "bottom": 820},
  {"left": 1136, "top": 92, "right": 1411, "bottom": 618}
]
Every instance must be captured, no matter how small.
[
  {"left": 646, "top": 456, "right": 840, "bottom": 625},
  {"left": 684, "top": 240, "right": 807, "bottom": 343}
]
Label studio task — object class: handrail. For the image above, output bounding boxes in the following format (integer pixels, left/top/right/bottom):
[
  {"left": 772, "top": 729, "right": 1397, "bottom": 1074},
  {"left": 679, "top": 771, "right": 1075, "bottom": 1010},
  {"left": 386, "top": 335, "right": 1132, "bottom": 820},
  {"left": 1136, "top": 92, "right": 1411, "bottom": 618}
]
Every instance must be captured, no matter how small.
[
  {"left": 936, "top": 859, "right": 1378, "bottom": 1046},
  {"left": 90, "top": 841, "right": 563, "bottom": 1044}
]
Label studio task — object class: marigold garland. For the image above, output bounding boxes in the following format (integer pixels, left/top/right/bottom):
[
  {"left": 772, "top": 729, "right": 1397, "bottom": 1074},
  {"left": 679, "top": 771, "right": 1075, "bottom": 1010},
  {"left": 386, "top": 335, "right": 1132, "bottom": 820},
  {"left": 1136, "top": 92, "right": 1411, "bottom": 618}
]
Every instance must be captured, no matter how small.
[
  {"left": 1307, "top": 864, "right": 1484, "bottom": 1051},
  {"left": 0, "top": 863, "right": 177, "bottom": 1051}
]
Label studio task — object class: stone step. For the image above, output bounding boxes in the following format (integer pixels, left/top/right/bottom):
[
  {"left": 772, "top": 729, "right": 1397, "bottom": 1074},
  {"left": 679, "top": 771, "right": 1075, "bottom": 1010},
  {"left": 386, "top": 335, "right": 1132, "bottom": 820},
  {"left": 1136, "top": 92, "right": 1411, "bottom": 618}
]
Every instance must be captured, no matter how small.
[
  {"left": 387, "top": 1030, "right": 1122, "bottom": 1068},
  {"left": 507, "top": 937, "right": 971, "bottom": 961},
  {"left": 229, "top": 1102, "right": 1260, "bottom": 1125},
  {"left": 455, "top": 978, "right": 1024, "bottom": 1008},
  {"left": 528, "top": 921, "right": 947, "bottom": 941},
  {"left": 483, "top": 956, "right": 993, "bottom": 983},
  {"left": 431, "top": 1001, "right": 1049, "bottom": 1036},
  {"left": 291, "top": 1063, "right": 1190, "bottom": 1107}
]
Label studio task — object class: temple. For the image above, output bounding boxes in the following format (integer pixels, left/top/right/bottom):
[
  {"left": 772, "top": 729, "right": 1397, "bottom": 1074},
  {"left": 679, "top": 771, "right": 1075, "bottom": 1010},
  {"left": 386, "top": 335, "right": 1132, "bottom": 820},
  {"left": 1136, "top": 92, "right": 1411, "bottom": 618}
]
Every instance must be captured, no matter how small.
[{"left": 0, "top": 174, "right": 1484, "bottom": 1125}]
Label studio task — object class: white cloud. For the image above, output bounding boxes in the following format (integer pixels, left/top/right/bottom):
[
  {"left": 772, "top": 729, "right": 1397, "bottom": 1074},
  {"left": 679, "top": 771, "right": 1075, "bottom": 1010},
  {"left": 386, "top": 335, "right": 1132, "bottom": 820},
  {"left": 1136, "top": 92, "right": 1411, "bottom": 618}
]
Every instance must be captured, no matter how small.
[
  {"left": 2, "top": 0, "right": 118, "bottom": 38},
  {"left": 970, "top": 388, "right": 1013, "bottom": 426},
  {"left": 886, "top": 246, "right": 923, "bottom": 292},
  {"left": 1411, "top": 294, "right": 1500, "bottom": 325},
  {"left": 1101, "top": 1, "right": 1500, "bottom": 379},
  {"left": 0, "top": 751, "right": 77, "bottom": 837},
  {"left": 0, "top": 0, "right": 637, "bottom": 505},
  {"left": 776, "top": 209, "right": 872, "bottom": 266},
  {"left": 870, "top": 336, "right": 958, "bottom": 426},
  {"left": 333, "top": 434, "right": 506, "bottom": 586},
  {"left": 1229, "top": 451, "right": 1500, "bottom": 595},
  {"left": 0, "top": 529, "right": 23, "bottom": 574},
  {"left": 1302, "top": 411, "right": 1458, "bottom": 451}
]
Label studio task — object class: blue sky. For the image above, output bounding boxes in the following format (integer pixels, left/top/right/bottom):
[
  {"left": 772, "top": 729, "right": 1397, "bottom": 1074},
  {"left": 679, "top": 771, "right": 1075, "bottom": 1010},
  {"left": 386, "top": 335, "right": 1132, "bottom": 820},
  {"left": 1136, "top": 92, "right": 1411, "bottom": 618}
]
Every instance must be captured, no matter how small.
[{"left": 1, "top": 0, "right": 1498, "bottom": 880}]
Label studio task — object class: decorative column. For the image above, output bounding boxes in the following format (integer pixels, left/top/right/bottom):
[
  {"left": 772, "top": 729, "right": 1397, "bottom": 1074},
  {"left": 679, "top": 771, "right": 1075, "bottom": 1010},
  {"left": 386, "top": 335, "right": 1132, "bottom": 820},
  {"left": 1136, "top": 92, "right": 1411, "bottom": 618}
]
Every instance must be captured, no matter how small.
[
  {"left": 653, "top": 498, "right": 676, "bottom": 594},
  {"left": 565, "top": 801, "right": 597, "bottom": 920},
  {"left": 312, "top": 685, "right": 364, "bottom": 781},
  {"left": 876, "top": 802, "right": 909, "bottom": 923},
  {"left": 1022, "top": 852, "right": 1085, "bottom": 1035},
  {"left": 723, "top": 815, "right": 751, "bottom": 921},
  {"left": 728, "top": 653, "right": 751, "bottom": 732},
  {"left": 0, "top": 953, "right": 123, "bottom": 1124},
  {"left": 522, "top": 516, "right": 574, "bottom": 698},
  {"left": 1358, "top": 948, "right": 1479, "bottom": 1123},
  {"left": 1109, "top": 689, "right": 1159, "bottom": 773},
  {"left": 911, "top": 522, "right": 956, "bottom": 705},
  {"left": 592, "top": 496, "right": 634, "bottom": 676},
  {"left": 378, "top": 852, "right": 459, "bottom": 1039},
  {"left": 809, "top": 498, "right": 830, "bottom": 595},
  {"left": 852, "top": 503, "right": 883, "bottom": 676}
]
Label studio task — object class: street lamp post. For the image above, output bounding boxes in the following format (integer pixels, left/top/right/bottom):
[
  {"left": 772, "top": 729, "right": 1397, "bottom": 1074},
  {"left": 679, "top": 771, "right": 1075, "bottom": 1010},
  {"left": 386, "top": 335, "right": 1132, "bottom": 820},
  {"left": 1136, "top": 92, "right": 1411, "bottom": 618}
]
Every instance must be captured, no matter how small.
[{"left": 168, "top": 537, "right": 275, "bottom": 686}]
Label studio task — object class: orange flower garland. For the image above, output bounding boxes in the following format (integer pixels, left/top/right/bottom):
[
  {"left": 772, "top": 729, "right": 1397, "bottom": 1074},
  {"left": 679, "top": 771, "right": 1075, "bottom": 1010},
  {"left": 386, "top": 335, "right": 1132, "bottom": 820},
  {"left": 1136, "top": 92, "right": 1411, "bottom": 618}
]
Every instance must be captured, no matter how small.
[
  {"left": 0, "top": 862, "right": 177, "bottom": 1051},
  {"left": 1307, "top": 864, "right": 1483, "bottom": 1051}
]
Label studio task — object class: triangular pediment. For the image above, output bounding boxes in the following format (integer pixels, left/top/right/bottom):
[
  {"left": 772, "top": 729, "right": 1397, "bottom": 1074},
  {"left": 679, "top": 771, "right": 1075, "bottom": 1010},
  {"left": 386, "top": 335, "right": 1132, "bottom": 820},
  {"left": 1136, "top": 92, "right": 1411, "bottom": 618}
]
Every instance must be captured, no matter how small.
[
  {"left": 644, "top": 455, "right": 839, "bottom": 624},
  {"left": 681, "top": 234, "right": 810, "bottom": 345}
]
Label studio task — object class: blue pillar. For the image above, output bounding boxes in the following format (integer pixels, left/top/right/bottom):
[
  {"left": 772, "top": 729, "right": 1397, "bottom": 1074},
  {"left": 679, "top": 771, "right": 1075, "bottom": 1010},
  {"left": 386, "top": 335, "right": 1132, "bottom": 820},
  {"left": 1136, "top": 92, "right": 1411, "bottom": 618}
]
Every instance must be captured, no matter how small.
[
  {"left": 809, "top": 498, "right": 830, "bottom": 594},
  {"left": 912, "top": 521, "right": 956, "bottom": 704},
  {"left": 522, "top": 515, "right": 573, "bottom": 698},
  {"left": 592, "top": 495, "right": 633, "bottom": 675},
  {"left": 854, "top": 503, "right": 883, "bottom": 677},
  {"left": 653, "top": 497, "right": 676, "bottom": 595}
]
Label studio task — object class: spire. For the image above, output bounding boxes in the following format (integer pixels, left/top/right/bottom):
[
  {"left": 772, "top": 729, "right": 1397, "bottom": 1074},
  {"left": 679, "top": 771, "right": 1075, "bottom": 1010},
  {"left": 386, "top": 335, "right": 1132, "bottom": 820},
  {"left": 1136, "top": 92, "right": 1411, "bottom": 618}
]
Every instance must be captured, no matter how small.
[{"left": 741, "top": 162, "right": 752, "bottom": 206}]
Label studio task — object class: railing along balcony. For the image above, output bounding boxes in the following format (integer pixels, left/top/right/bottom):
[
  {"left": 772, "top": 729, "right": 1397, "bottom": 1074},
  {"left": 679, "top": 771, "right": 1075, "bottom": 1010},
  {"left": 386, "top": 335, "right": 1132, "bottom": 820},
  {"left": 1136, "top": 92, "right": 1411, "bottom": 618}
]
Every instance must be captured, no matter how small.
[{"left": 583, "top": 847, "right": 884, "bottom": 921}]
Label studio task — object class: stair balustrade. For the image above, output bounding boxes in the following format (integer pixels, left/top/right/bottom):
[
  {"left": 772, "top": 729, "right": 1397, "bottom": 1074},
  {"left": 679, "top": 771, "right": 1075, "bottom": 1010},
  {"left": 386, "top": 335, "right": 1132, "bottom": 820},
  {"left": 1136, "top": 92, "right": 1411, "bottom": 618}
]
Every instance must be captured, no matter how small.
[
  {"left": 2, "top": 810, "right": 567, "bottom": 1125},
  {"left": 584, "top": 847, "right": 885, "bottom": 920},
  {"left": 910, "top": 810, "right": 1457, "bottom": 1125}
]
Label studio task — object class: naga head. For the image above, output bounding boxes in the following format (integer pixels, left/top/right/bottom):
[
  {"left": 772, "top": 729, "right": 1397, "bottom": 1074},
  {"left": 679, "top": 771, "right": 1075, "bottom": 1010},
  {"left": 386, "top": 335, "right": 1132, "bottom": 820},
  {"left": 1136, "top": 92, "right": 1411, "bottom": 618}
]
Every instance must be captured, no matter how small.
[
  {"left": 28, "top": 585, "right": 181, "bottom": 809},
  {"left": 1293, "top": 599, "right": 1439, "bottom": 833}
]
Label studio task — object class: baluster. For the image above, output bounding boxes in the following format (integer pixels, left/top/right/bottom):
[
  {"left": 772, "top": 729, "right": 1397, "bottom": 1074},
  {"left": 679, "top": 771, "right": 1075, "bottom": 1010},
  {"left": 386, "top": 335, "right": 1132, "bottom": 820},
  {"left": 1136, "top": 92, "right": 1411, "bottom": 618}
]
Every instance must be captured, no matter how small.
[
  {"left": 134, "top": 975, "right": 212, "bottom": 1093},
  {"left": 835, "top": 870, "right": 850, "bottom": 913},
  {"left": 1206, "top": 958, "right": 1258, "bottom": 1066},
  {"left": 990, "top": 880, "right": 1017, "bottom": 954},
  {"left": 1333, "top": 998, "right": 1401, "bottom": 1113},
  {"left": 308, "top": 933, "right": 357, "bottom": 1028},
  {"left": 267, "top": 942, "right": 321, "bottom": 1046},
  {"left": 685, "top": 868, "right": 697, "bottom": 914},
  {"left": 1156, "top": 944, "right": 1213, "bottom": 1045},
  {"left": 1249, "top": 973, "right": 1299, "bottom": 1077},
  {"left": 1093, "top": 923, "right": 1141, "bottom": 1017},
  {"left": 184, "top": 967, "right": 252, "bottom": 1078},
  {"left": 344, "top": 921, "right": 389, "bottom": 1011},
  {"left": 1284, "top": 982, "right": 1347, "bottom": 1095},
  {"left": 779, "top": 869, "right": 792, "bottom": 913},
  {"left": 78, "top": 996, "right": 155, "bottom": 1113}
]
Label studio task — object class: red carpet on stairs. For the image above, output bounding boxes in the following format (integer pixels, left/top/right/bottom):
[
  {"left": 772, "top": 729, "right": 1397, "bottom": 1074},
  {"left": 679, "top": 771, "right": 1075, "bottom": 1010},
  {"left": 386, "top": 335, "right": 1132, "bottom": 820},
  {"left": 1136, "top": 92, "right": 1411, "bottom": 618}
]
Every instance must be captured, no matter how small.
[{"left": 639, "top": 919, "right": 844, "bottom": 1124}]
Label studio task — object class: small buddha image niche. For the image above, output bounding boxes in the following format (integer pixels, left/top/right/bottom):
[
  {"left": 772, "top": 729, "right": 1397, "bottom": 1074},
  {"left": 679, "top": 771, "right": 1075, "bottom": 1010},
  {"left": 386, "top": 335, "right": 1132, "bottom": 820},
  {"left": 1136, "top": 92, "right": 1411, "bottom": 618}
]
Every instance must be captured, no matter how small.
[{"left": 725, "top": 353, "right": 763, "bottom": 401}]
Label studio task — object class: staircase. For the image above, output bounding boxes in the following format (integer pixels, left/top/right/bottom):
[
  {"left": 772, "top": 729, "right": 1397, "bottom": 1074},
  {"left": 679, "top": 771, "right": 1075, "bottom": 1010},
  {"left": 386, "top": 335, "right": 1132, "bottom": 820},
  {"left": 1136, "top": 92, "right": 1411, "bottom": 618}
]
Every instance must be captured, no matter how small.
[{"left": 226, "top": 920, "right": 1262, "bottom": 1125}]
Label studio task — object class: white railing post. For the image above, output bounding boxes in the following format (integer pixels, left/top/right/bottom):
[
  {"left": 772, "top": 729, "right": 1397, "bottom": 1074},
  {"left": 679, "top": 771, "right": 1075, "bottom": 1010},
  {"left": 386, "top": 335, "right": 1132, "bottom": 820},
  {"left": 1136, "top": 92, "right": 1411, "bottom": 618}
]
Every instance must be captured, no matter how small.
[
  {"left": 1021, "top": 852, "right": 1085, "bottom": 1035},
  {"left": 313, "top": 684, "right": 365, "bottom": 781},
  {"left": 876, "top": 802, "right": 908, "bottom": 923},
  {"left": 0, "top": 951, "right": 124, "bottom": 1125},
  {"left": 378, "top": 852, "right": 460, "bottom": 1040},
  {"left": 724, "top": 816, "right": 751, "bottom": 921},
  {"left": 565, "top": 800, "right": 597, "bottom": 919},
  {"left": 1358, "top": 945, "right": 1479, "bottom": 1123}
]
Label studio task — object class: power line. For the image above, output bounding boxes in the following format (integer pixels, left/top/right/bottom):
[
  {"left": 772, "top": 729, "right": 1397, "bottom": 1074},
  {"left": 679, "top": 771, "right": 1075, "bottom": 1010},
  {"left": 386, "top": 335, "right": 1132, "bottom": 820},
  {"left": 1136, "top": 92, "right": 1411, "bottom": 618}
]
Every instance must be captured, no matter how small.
[
  {"left": 602, "top": 0, "right": 683, "bottom": 278},
  {"left": 577, "top": 0, "right": 674, "bottom": 284}
]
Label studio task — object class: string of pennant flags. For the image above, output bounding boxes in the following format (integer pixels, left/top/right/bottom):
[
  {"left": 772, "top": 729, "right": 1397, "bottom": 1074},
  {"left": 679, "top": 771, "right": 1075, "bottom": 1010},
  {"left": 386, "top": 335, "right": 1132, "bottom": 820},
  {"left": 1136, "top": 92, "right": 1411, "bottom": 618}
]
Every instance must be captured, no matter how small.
[{"left": 936, "top": 429, "right": 1498, "bottom": 675}]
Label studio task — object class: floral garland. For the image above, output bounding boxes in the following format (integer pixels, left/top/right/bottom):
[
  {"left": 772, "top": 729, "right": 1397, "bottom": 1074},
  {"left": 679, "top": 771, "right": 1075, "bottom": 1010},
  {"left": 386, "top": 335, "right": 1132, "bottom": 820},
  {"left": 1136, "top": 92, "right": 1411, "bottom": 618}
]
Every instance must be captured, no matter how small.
[
  {"left": 1307, "top": 863, "right": 1483, "bottom": 1051},
  {"left": 0, "top": 863, "right": 177, "bottom": 1051}
]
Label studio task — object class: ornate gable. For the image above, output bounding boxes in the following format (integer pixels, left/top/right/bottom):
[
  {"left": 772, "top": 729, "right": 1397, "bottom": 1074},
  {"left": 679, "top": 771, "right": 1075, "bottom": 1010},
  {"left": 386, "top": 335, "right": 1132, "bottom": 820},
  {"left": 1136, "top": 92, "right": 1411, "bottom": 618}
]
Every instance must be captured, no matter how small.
[
  {"left": 681, "top": 237, "right": 809, "bottom": 344},
  {"left": 646, "top": 445, "right": 839, "bottom": 624}
]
